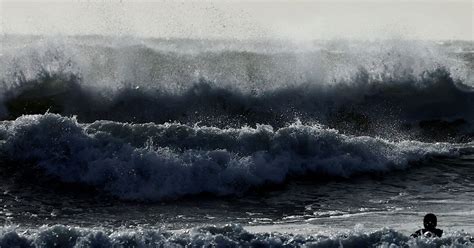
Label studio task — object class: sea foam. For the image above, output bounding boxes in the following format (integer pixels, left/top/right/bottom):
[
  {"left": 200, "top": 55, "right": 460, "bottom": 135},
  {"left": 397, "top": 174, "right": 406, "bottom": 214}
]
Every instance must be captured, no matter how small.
[{"left": 0, "top": 224, "right": 472, "bottom": 248}]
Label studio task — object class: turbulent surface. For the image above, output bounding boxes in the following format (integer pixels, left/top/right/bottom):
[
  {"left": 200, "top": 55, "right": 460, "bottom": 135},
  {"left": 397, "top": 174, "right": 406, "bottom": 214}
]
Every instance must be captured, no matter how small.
[
  {"left": 0, "top": 113, "right": 466, "bottom": 201},
  {"left": 0, "top": 224, "right": 473, "bottom": 248}
]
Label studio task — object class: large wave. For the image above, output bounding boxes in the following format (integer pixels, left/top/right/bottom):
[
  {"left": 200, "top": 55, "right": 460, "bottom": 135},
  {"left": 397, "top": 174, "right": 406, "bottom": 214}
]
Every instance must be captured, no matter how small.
[
  {"left": 0, "top": 224, "right": 472, "bottom": 247},
  {"left": 0, "top": 36, "right": 473, "bottom": 201},
  {"left": 1, "top": 36, "right": 473, "bottom": 141},
  {"left": 0, "top": 113, "right": 466, "bottom": 201}
]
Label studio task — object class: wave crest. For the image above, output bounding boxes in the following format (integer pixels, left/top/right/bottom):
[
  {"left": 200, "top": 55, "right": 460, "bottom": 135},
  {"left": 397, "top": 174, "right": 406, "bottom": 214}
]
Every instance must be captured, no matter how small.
[
  {"left": 0, "top": 114, "right": 460, "bottom": 200},
  {"left": 1, "top": 37, "right": 473, "bottom": 141}
]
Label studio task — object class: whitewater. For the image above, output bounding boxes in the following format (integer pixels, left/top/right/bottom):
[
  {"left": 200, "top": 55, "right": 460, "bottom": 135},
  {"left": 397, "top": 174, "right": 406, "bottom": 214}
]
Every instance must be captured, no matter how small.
[{"left": 0, "top": 35, "right": 473, "bottom": 247}]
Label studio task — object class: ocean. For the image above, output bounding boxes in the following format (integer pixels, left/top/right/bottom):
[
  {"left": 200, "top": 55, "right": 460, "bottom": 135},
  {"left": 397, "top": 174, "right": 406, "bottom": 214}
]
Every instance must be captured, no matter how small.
[{"left": 0, "top": 35, "right": 473, "bottom": 247}]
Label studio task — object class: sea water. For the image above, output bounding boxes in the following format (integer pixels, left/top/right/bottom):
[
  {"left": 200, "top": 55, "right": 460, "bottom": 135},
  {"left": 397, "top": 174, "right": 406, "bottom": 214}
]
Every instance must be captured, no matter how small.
[{"left": 0, "top": 36, "right": 473, "bottom": 247}]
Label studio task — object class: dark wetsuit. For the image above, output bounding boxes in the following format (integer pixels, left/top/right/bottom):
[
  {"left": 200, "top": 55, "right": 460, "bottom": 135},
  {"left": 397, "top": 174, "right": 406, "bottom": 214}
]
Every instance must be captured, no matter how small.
[{"left": 411, "top": 228, "right": 443, "bottom": 238}]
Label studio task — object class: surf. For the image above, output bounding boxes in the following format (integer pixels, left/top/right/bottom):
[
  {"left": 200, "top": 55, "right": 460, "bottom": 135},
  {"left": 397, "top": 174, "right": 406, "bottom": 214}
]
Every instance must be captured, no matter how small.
[
  {"left": 0, "top": 224, "right": 472, "bottom": 247},
  {"left": 1, "top": 36, "right": 473, "bottom": 142}
]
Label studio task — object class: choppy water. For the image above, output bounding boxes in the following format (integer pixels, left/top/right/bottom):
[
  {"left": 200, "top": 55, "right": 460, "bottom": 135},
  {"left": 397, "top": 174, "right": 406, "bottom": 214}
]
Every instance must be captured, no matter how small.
[{"left": 0, "top": 36, "right": 473, "bottom": 247}]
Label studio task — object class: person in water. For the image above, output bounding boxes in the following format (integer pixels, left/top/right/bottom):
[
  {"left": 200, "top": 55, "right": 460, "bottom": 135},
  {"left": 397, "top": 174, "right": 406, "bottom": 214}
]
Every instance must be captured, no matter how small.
[{"left": 411, "top": 213, "right": 443, "bottom": 238}]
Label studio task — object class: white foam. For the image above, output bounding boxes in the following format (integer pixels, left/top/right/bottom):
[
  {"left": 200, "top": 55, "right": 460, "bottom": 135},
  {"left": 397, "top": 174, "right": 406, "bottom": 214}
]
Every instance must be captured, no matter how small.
[{"left": 0, "top": 224, "right": 472, "bottom": 248}]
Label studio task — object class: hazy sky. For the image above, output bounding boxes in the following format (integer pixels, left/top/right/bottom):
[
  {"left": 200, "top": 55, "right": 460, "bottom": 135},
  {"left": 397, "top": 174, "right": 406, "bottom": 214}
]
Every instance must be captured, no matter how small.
[{"left": 1, "top": 0, "right": 472, "bottom": 40}]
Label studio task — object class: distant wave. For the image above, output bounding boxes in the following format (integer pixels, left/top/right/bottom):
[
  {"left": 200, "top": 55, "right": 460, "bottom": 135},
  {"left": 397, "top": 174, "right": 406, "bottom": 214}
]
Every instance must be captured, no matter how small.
[
  {"left": 1, "top": 38, "right": 473, "bottom": 141},
  {"left": 0, "top": 224, "right": 472, "bottom": 247},
  {"left": 0, "top": 114, "right": 466, "bottom": 201}
]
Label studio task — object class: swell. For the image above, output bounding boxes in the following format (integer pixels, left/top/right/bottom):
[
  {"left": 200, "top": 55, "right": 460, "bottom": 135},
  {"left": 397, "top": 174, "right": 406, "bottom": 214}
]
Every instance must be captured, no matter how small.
[
  {"left": 0, "top": 114, "right": 466, "bottom": 201},
  {"left": 0, "top": 224, "right": 472, "bottom": 248}
]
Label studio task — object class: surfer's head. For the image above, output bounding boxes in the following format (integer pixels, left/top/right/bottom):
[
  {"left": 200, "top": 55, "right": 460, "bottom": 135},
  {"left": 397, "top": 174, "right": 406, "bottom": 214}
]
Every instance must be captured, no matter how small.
[{"left": 423, "top": 213, "right": 437, "bottom": 229}]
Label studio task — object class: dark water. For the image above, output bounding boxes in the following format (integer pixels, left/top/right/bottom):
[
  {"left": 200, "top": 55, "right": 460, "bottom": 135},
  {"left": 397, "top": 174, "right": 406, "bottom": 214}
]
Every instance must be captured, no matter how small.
[{"left": 1, "top": 155, "right": 473, "bottom": 230}]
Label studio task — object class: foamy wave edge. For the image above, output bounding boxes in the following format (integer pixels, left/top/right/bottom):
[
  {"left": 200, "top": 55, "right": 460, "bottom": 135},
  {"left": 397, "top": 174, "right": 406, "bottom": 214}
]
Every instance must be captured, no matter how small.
[
  {"left": 0, "top": 114, "right": 467, "bottom": 201},
  {"left": 0, "top": 224, "right": 472, "bottom": 248}
]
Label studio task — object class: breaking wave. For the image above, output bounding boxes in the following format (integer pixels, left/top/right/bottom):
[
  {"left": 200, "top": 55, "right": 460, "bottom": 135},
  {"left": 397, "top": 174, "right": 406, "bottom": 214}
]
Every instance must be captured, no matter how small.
[
  {"left": 0, "top": 36, "right": 473, "bottom": 201},
  {"left": 0, "top": 114, "right": 467, "bottom": 201},
  {"left": 1, "top": 37, "right": 473, "bottom": 141},
  {"left": 0, "top": 224, "right": 472, "bottom": 247}
]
